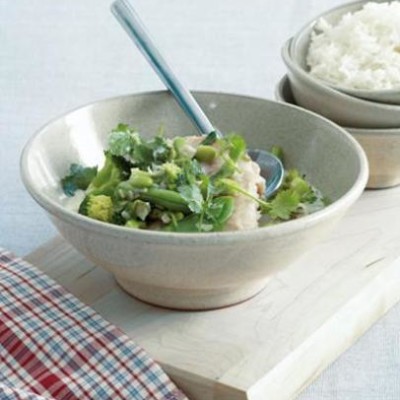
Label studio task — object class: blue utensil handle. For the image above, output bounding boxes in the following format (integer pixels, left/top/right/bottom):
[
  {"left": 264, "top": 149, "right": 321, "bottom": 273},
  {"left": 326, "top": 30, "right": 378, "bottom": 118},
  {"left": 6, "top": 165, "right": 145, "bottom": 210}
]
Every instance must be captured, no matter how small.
[{"left": 111, "top": 0, "right": 215, "bottom": 135}]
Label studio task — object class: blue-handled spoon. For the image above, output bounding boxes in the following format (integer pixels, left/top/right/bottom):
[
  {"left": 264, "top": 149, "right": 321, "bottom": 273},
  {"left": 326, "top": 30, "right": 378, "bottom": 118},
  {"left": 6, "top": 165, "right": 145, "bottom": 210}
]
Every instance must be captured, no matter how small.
[{"left": 111, "top": 0, "right": 284, "bottom": 197}]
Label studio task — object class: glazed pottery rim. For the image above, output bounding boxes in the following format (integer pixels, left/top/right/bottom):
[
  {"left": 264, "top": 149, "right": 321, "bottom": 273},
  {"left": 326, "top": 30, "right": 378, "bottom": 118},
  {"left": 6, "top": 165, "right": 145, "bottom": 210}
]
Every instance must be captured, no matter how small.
[
  {"left": 276, "top": 74, "right": 400, "bottom": 136},
  {"left": 290, "top": 0, "right": 400, "bottom": 99},
  {"left": 346, "top": 126, "right": 400, "bottom": 135},
  {"left": 20, "top": 90, "right": 368, "bottom": 245}
]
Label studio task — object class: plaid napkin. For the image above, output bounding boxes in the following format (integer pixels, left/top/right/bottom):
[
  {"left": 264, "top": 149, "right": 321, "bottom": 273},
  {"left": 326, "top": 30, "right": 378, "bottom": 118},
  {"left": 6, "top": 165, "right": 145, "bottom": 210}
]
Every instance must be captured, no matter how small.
[{"left": 0, "top": 249, "right": 189, "bottom": 400}]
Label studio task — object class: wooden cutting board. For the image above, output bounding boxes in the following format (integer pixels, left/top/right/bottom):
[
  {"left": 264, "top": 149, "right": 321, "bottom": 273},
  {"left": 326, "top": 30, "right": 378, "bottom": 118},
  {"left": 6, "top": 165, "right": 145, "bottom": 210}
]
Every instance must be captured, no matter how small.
[{"left": 25, "top": 187, "right": 400, "bottom": 400}]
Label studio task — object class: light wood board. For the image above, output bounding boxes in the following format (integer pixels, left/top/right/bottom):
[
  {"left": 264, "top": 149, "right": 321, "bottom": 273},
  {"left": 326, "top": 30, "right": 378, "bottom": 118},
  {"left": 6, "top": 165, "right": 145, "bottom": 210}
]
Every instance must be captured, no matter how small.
[{"left": 25, "top": 187, "right": 400, "bottom": 400}]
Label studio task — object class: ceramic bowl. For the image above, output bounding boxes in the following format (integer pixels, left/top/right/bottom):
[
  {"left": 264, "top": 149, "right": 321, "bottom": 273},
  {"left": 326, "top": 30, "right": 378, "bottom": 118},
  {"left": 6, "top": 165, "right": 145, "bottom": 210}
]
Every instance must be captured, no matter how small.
[
  {"left": 20, "top": 91, "right": 368, "bottom": 310},
  {"left": 282, "top": 38, "right": 400, "bottom": 129},
  {"left": 290, "top": 0, "right": 400, "bottom": 105},
  {"left": 275, "top": 75, "right": 400, "bottom": 189},
  {"left": 347, "top": 127, "right": 400, "bottom": 188}
]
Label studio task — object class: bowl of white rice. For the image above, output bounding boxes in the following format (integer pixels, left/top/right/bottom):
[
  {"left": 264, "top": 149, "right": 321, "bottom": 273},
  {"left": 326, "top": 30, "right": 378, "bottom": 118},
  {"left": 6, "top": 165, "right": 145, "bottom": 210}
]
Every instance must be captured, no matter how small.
[
  {"left": 290, "top": 0, "right": 400, "bottom": 105},
  {"left": 282, "top": 37, "right": 400, "bottom": 128}
]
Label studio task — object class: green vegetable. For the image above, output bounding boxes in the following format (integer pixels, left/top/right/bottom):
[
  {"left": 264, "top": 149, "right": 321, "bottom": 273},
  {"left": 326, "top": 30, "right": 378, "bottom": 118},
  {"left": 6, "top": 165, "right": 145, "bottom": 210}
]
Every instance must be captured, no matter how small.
[
  {"left": 168, "top": 196, "right": 234, "bottom": 232},
  {"left": 268, "top": 190, "right": 300, "bottom": 220},
  {"left": 178, "top": 184, "right": 204, "bottom": 214},
  {"left": 125, "top": 219, "right": 145, "bottom": 229},
  {"left": 206, "top": 196, "right": 234, "bottom": 229},
  {"left": 88, "top": 152, "right": 125, "bottom": 196},
  {"left": 61, "top": 123, "right": 326, "bottom": 232},
  {"left": 79, "top": 194, "right": 114, "bottom": 222},
  {"left": 195, "top": 145, "right": 217, "bottom": 163},
  {"left": 227, "top": 134, "right": 246, "bottom": 162},
  {"left": 123, "top": 200, "right": 151, "bottom": 221},
  {"left": 108, "top": 123, "right": 175, "bottom": 168},
  {"left": 61, "top": 164, "right": 97, "bottom": 196},
  {"left": 271, "top": 145, "right": 284, "bottom": 162},
  {"left": 160, "top": 162, "right": 182, "bottom": 183},
  {"left": 201, "top": 131, "right": 218, "bottom": 145},
  {"left": 216, "top": 178, "right": 270, "bottom": 211},
  {"left": 177, "top": 159, "right": 203, "bottom": 186},
  {"left": 265, "top": 168, "right": 326, "bottom": 221},
  {"left": 107, "top": 124, "right": 139, "bottom": 158},
  {"left": 128, "top": 169, "right": 154, "bottom": 189},
  {"left": 139, "top": 188, "right": 190, "bottom": 212}
]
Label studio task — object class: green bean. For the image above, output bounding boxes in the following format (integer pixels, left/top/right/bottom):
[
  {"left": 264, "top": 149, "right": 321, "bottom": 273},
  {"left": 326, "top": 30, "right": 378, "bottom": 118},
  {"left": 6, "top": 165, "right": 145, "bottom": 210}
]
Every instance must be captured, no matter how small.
[{"left": 139, "top": 188, "right": 189, "bottom": 212}]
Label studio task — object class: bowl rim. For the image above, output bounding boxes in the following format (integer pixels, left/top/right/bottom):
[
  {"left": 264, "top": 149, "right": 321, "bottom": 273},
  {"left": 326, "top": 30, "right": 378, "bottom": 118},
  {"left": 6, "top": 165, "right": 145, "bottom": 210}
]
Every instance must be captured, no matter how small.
[
  {"left": 275, "top": 75, "right": 295, "bottom": 104},
  {"left": 276, "top": 74, "right": 400, "bottom": 136},
  {"left": 282, "top": 37, "right": 400, "bottom": 111},
  {"left": 20, "top": 90, "right": 369, "bottom": 245},
  {"left": 290, "top": 0, "right": 400, "bottom": 98}
]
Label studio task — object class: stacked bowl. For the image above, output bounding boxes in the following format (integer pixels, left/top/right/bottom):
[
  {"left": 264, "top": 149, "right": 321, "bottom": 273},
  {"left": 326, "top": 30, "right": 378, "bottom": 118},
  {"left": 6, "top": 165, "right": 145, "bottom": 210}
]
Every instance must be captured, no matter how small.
[{"left": 279, "top": 0, "right": 400, "bottom": 189}]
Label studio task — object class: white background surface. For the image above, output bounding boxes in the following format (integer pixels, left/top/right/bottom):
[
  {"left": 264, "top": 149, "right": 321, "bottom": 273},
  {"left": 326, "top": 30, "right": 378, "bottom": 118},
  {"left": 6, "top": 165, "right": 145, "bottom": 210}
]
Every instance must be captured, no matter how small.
[{"left": 2, "top": 1, "right": 400, "bottom": 399}]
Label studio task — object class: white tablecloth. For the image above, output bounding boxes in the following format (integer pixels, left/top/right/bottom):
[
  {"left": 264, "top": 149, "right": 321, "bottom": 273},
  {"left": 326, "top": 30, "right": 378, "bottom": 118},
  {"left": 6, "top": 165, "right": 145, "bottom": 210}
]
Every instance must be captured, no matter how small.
[{"left": 2, "top": 1, "right": 400, "bottom": 398}]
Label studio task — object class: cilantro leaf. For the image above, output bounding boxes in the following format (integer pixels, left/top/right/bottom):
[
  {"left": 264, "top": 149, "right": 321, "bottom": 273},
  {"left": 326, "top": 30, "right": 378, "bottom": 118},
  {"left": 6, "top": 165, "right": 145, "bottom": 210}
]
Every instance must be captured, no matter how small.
[
  {"left": 107, "top": 124, "right": 139, "bottom": 158},
  {"left": 290, "top": 176, "right": 311, "bottom": 198},
  {"left": 61, "top": 163, "right": 98, "bottom": 196},
  {"left": 176, "top": 159, "right": 203, "bottom": 186},
  {"left": 131, "top": 142, "right": 153, "bottom": 167},
  {"left": 151, "top": 136, "right": 174, "bottom": 164},
  {"left": 178, "top": 184, "right": 204, "bottom": 214},
  {"left": 269, "top": 190, "right": 300, "bottom": 220},
  {"left": 108, "top": 124, "right": 175, "bottom": 168}
]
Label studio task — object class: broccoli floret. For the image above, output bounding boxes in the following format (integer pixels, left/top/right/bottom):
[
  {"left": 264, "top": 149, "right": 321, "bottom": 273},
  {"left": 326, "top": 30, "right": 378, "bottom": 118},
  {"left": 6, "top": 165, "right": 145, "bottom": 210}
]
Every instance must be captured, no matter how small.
[
  {"left": 87, "top": 152, "right": 125, "bottom": 196},
  {"left": 79, "top": 194, "right": 114, "bottom": 222},
  {"left": 161, "top": 162, "right": 182, "bottom": 182}
]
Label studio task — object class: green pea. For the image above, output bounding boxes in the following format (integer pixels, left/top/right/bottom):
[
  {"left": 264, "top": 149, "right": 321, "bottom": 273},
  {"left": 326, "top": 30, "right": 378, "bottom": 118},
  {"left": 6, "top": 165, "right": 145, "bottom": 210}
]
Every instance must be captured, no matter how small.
[{"left": 195, "top": 145, "right": 217, "bottom": 163}]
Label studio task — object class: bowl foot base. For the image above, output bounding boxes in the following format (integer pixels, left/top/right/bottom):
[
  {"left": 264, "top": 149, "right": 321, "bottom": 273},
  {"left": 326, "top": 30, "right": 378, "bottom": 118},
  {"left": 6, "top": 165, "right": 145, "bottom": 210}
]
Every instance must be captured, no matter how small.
[{"left": 114, "top": 276, "right": 269, "bottom": 311}]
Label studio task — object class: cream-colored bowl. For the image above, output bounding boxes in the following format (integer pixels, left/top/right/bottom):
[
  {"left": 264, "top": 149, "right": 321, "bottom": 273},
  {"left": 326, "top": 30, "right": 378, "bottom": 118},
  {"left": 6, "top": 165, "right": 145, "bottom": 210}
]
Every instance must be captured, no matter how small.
[
  {"left": 282, "top": 38, "right": 400, "bottom": 128},
  {"left": 347, "top": 127, "right": 400, "bottom": 188},
  {"left": 275, "top": 75, "right": 400, "bottom": 189},
  {"left": 20, "top": 91, "right": 368, "bottom": 310},
  {"left": 290, "top": 0, "right": 400, "bottom": 105}
]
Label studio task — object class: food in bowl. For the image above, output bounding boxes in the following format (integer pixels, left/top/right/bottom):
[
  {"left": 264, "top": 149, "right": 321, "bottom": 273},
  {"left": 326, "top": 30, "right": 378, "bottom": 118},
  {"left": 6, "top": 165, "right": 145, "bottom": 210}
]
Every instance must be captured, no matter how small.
[
  {"left": 307, "top": 1, "right": 400, "bottom": 90},
  {"left": 20, "top": 92, "right": 368, "bottom": 309},
  {"left": 61, "top": 123, "right": 326, "bottom": 232}
]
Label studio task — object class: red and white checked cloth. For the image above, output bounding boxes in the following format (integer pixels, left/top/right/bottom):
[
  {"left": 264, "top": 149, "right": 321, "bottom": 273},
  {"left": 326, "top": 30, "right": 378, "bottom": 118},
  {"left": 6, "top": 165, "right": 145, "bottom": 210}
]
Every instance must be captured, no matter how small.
[{"left": 0, "top": 249, "right": 189, "bottom": 400}]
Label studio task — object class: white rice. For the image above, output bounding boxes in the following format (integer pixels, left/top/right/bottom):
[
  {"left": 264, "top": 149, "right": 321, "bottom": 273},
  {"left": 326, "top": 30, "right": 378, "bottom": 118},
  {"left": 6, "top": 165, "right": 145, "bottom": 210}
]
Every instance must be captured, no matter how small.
[{"left": 307, "top": 2, "right": 400, "bottom": 90}]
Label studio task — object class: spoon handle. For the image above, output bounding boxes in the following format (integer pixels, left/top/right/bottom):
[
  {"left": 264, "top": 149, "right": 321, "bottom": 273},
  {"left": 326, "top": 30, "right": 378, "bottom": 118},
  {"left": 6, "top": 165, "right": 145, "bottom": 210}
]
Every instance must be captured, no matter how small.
[{"left": 111, "top": 0, "right": 215, "bottom": 135}]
